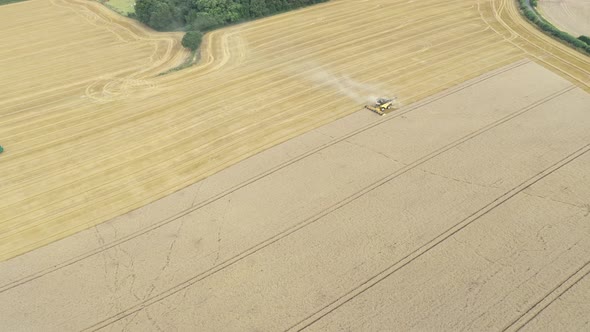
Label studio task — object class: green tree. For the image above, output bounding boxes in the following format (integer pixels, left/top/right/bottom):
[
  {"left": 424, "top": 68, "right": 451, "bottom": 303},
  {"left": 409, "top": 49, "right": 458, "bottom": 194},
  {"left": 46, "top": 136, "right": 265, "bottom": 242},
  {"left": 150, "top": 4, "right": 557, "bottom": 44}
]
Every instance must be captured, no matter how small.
[
  {"left": 250, "top": 0, "right": 269, "bottom": 18},
  {"left": 149, "top": 2, "right": 174, "bottom": 30},
  {"left": 135, "top": 0, "right": 157, "bottom": 24},
  {"left": 186, "top": 11, "right": 222, "bottom": 31},
  {"left": 191, "top": 0, "right": 243, "bottom": 23},
  {"left": 182, "top": 31, "right": 204, "bottom": 50},
  {"left": 135, "top": 0, "right": 174, "bottom": 30},
  {"left": 137, "top": 0, "right": 329, "bottom": 31}
]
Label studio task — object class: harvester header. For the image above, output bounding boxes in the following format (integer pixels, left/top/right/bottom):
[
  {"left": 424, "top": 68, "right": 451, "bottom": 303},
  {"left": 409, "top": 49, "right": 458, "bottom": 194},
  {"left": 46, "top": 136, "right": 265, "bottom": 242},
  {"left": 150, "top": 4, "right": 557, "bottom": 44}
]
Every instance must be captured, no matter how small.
[{"left": 365, "top": 97, "right": 398, "bottom": 116}]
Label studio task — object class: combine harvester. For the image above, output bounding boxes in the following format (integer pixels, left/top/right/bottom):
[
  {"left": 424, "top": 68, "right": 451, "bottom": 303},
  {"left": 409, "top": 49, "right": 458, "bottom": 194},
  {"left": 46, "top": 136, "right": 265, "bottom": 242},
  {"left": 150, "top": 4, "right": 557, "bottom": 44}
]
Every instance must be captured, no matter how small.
[{"left": 365, "top": 97, "right": 398, "bottom": 116}]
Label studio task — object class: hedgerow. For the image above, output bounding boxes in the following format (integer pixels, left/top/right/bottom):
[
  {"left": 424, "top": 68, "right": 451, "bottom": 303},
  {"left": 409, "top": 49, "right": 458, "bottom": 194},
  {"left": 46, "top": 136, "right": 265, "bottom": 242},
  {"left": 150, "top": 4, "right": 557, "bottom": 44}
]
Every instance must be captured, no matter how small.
[
  {"left": 517, "top": 0, "right": 590, "bottom": 55},
  {"left": 135, "top": 0, "right": 328, "bottom": 51}
]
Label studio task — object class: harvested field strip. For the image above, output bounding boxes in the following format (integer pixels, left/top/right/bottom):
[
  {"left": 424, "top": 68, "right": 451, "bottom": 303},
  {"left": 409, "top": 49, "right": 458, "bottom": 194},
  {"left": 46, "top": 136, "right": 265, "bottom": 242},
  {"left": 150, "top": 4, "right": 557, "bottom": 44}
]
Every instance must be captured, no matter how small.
[
  {"left": 0, "top": 0, "right": 188, "bottom": 105},
  {"left": 1, "top": 26, "right": 499, "bottom": 161},
  {"left": 5, "top": 28, "right": 503, "bottom": 164},
  {"left": 0, "top": 14, "right": 484, "bottom": 130},
  {"left": 0, "top": 43, "right": 522, "bottom": 218}
]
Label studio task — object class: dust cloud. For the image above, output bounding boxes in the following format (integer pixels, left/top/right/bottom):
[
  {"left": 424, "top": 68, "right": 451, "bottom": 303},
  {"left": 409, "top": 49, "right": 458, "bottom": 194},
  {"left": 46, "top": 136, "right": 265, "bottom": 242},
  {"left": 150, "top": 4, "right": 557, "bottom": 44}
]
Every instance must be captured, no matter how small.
[
  {"left": 290, "top": 61, "right": 395, "bottom": 104},
  {"left": 309, "top": 69, "right": 389, "bottom": 104}
]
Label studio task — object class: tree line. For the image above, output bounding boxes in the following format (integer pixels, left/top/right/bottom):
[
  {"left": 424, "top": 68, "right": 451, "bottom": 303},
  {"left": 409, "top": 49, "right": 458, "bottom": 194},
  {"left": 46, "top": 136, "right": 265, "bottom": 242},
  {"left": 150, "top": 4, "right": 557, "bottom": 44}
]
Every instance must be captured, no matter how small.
[{"left": 134, "top": 0, "right": 327, "bottom": 49}]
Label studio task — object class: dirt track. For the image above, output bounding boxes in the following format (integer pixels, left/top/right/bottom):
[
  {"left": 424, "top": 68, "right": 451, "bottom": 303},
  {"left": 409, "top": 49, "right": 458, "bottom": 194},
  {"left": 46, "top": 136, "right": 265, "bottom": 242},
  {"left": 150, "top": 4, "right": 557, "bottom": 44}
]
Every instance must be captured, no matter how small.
[
  {"left": 1, "top": 59, "right": 590, "bottom": 330},
  {"left": 538, "top": 0, "right": 590, "bottom": 37}
]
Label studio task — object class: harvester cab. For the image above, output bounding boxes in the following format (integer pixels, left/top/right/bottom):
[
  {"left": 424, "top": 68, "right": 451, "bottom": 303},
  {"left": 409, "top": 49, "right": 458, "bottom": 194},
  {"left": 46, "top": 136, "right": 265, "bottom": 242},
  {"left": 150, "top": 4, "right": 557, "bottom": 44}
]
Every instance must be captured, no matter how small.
[{"left": 365, "top": 97, "right": 398, "bottom": 116}]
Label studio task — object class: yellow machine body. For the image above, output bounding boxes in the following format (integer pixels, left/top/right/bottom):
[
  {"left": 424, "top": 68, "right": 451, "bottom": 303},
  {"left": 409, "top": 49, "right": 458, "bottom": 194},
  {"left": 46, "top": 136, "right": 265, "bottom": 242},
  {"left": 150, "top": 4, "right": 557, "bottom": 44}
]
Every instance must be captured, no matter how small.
[{"left": 365, "top": 98, "right": 397, "bottom": 116}]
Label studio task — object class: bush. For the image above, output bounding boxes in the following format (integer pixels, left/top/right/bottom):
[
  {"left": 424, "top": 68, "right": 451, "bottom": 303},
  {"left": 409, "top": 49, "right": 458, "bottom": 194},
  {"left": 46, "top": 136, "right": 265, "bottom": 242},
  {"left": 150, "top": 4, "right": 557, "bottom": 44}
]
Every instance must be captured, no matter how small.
[
  {"left": 0, "top": 145, "right": 4, "bottom": 154},
  {"left": 579, "top": 35, "right": 590, "bottom": 45},
  {"left": 182, "top": 31, "right": 204, "bottom": 50}
]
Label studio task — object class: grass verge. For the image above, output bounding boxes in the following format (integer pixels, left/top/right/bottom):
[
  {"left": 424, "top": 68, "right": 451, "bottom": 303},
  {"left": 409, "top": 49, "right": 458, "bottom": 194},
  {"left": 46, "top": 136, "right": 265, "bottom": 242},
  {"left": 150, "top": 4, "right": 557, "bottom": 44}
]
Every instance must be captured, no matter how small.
[{"left": 98, "top": 0, "right": 134, "bottom": 15}]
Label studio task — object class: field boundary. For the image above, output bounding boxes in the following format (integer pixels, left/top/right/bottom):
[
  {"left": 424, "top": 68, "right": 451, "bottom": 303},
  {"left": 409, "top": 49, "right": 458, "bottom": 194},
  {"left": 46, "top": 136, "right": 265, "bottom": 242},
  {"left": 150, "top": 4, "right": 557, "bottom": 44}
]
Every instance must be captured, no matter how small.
[{"left": 516, "top": 0, "right": 590, "bottom": 55}]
